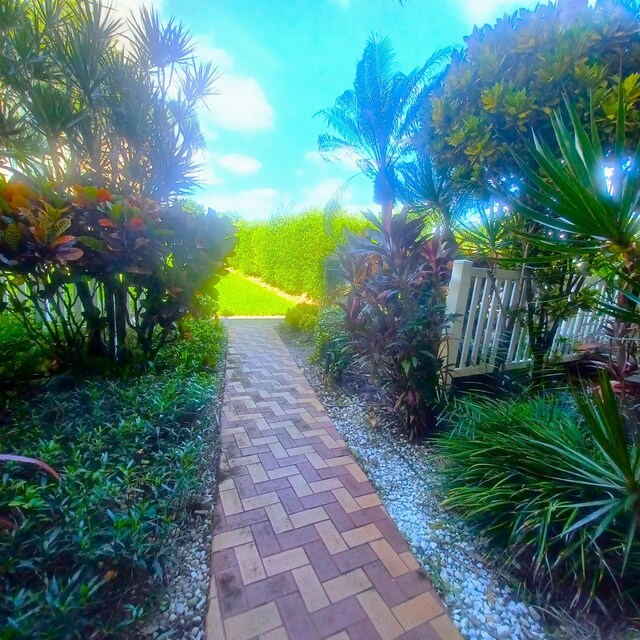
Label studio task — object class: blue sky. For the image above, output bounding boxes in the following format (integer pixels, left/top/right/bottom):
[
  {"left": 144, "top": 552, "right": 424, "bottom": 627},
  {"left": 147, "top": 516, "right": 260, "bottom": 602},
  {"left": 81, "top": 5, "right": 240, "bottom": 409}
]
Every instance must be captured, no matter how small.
[{"left": 117, "top": 0, "right": 541, "bottom": 218}]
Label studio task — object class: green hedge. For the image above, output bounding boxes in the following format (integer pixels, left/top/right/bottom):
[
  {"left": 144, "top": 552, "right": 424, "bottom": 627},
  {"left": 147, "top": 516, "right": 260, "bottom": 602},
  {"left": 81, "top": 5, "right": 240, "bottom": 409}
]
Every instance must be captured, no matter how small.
[{"left": 230, "top": 210, "right": 369, "bottom": 300}]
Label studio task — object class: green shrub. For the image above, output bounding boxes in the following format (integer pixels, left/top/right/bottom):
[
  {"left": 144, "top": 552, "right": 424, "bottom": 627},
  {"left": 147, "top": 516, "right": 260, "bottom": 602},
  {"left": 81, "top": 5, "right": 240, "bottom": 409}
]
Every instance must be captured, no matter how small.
[
  {"left": 229, "top": 210, "right": 369, "bottom": 300},
  {"left": 284, "top": 303, "right": 319, "bottom": 332},
  {"left": 0, "top": 319, "right": 225, "bottom": 638},
  {"left": 428, "top": 2, "right": 640, "bottom": 190},
  {"left": 0, "top": 315, "right": 45, "bottom": 391},
  {"left": 437, "top": 380, "right": 640, "bottom": 609},
  {"left": 0, "top": 181, "right": 236, "bottom": 368},
  {"left": 312, "top": 306, "right": 353, "bottom": 380}
]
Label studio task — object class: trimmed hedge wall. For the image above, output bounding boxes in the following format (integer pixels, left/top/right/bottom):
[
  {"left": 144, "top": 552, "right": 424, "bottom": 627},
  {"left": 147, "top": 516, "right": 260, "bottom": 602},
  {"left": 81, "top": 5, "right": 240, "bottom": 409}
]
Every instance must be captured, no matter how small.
[{"left": 230, "top": 210, "right": 369, "bottom": 300}]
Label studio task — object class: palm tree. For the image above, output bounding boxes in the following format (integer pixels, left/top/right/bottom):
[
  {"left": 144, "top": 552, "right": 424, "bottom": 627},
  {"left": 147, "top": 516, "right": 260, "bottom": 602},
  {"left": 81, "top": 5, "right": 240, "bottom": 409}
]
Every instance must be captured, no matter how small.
[{"left": 316, "top": 35, "right": 450, "bottom": 231}]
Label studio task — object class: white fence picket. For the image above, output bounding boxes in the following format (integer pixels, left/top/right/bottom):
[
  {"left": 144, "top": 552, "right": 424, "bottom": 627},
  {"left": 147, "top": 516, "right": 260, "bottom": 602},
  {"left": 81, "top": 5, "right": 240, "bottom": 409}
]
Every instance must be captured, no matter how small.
[{"left": 443, "top": 260, "right": 608, "bottom": 378}]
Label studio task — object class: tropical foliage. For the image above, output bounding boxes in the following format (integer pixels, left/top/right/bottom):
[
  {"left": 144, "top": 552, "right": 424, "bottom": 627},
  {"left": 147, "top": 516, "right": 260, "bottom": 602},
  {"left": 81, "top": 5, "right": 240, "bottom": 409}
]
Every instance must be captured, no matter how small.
[
  {"left": 425, "top": 0, "right": 640, "bottom": 190},
  {"left": 312, "top": 305, "right": 353, "bottom": 381},
  {"left": 316, "top": 35, "right": 450, "bottom": 228},
  {"left": 307, "top": 5, "right": 640, "bottom": 619},
  {"left": 284, "top": 302, "right": 320, "bottom": 331},
  {"left": 437, "top": 379, "right": 640, "bottom": 609},
  {"left": 0, "top": 0, "right": 217, "bottom": 198},
  {"left": 510, "top": 95, "right": 640, "bottom": 317},
  {"left": 0, "top": 179, "right": 236, "bottom": 367},
  {"left": 0, "top": 319, "right": 224, "bottom": 638},
  {"left": 0, "top": 1, "right": 232, "bottom": 637},
  {"left": 502, "top": 88, "right": 640, "bottom": 392},
  {"left": 332, "top": 211, "right": 455, "bottom": 437},
  {"left": 424, "top": 0, "right": 640, "bottom": 374},
  {"left": 0, "top": 315, "right": 44, "bottom": 392}
]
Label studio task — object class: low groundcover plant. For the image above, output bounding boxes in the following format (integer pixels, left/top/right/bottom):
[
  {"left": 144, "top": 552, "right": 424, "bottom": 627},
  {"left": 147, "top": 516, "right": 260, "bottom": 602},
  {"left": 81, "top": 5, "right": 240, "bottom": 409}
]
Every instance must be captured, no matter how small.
[{"left": 0, "top": 319, "right": 224, "bottom": 638}]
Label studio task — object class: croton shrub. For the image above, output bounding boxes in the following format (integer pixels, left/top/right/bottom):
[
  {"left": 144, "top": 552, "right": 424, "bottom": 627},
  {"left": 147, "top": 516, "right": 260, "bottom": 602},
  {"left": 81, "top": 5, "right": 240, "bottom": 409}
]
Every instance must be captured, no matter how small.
[
  {"left": 333, "top": 211, "right": 456, "bottom": 437},
  {"left": 0, "top": 178, "right": 236, "bottom": 367}
]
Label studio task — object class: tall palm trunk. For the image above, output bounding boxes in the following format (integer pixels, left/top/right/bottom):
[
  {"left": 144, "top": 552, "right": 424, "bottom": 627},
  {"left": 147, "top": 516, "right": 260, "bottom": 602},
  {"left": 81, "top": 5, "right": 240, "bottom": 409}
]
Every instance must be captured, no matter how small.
[
  {"left": 375, "top": 169, "right": 395, "bottom": 233},
  {"left": 381, "top": 200, "right": 393, "bottom": 233}
]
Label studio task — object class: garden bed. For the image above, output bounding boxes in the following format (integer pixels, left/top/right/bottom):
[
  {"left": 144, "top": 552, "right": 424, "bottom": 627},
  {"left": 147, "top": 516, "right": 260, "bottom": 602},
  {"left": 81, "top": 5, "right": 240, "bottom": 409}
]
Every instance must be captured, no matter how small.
[
  {"left": 278, "top": 327, "right": 635, "bottom": 640},
  {"left": 0, "top": 319, "right": 226, "bottom": 640}
]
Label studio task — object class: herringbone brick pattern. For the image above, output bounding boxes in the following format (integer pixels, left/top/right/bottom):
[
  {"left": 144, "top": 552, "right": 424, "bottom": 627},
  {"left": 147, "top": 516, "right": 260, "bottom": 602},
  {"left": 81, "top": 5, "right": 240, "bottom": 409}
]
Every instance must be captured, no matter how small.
[{"left": 206, "top": 320, "right": 461, "bottom": 640}]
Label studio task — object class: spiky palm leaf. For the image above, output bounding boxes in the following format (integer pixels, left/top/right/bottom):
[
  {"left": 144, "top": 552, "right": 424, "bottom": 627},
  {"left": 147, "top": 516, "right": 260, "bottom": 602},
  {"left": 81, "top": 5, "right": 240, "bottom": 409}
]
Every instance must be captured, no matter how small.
[
  {"left": 0, "top": 0, "right": 218, "bottom": 198},
  {"left": 509, "top": 89, "right": 640, "bottom": 321}
]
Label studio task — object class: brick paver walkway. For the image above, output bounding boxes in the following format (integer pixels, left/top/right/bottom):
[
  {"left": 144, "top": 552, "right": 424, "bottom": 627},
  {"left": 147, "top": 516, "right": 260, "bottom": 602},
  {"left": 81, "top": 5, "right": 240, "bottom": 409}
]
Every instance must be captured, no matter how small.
[{"left": 206, "top": 320, "right": 462, "bottom": 640}]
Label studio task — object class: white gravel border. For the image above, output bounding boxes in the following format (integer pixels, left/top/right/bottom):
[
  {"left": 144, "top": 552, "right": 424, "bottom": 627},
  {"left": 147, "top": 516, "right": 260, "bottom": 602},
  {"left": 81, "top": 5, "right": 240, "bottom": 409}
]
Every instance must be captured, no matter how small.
[{"left": 145, "top": 344, "right": 227, "bottom": 640}]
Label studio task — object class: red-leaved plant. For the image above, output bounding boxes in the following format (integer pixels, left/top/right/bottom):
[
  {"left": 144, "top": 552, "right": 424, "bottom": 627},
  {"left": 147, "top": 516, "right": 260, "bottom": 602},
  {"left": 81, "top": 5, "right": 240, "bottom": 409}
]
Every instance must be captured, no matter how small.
[
  {"left": 333, "top": 210, "right": 455, "bottom": 437},
  {"left": 0, "top": 179, "right": 237, "bottom": 367}
]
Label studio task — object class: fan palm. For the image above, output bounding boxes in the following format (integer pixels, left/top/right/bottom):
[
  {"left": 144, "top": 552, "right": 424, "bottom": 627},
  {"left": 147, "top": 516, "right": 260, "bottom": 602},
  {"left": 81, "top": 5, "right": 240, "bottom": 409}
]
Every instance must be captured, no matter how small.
[{"left": 316, "top": 35, "right": 450, "bottom": 231}]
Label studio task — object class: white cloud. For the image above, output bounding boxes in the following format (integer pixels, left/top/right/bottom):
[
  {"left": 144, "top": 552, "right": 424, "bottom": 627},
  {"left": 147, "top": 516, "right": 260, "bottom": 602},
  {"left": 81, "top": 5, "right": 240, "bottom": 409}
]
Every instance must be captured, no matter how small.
[
  {"left": 107, "top": 0, "right": 163, "bottom": 20},
  {"left": 298, "top": 178, "right": 351, "bottom": 210},
  {"left": 194, "top": 39, "right": 234, "bottom": 73},
  {"left": 166, "top": 33, "right": 274, "bottom": 135},
  {"left": 455, "top": 0, "right": 538, "bottom": 26},
  {"left": 203, "top": 188, "right": 279, "bottom": 218},
  {"left": 203, "top": 74, "right": 274, "bottom": 133},
  {"left": 218, "top": 153, "right": 262, "bottom": 175},
  {"left": 304, "top": 150, "right": 328, "bottom": 167}
]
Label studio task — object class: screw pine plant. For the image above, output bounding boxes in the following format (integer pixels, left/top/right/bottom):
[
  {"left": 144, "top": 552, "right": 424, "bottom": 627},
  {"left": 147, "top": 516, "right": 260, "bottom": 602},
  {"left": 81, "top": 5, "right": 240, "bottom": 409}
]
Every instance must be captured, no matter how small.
[
  {"left": 0, "top": 0, "right": 217, "bottom": 199},
  {"left": 510, "top": 91, "right": 640, "bottom": 314},
  {"left": 505, "top": 89, "right": 640, "bottom": 394},
  {"left": 334, "top": 210, "right": 455, "bottom": 437}
]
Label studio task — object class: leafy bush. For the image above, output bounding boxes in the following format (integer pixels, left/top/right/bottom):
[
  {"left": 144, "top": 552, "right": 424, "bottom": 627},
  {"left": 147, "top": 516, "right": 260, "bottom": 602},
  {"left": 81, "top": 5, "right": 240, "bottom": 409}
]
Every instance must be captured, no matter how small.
[
  {"left": 0, "top": 319, "right": 225, "bottom": 638},
  {"left": 312, "top": 306, "right": 353, "bottom": 380},
  {"left": 0, "top": 180, "right": 236, "bottom": 367},
  {"left": 334, "top": 211, "right": 455, "bottom": 437},
  {"left": 230, "top": 210, "right": 369, "bottom": 300},
  {"left": 284, "top": 303, "right": 319, "bottom": 332},
  {"left": 437, "top": 379, "right": 640, "bottom": 609},
  {"left": 427, "top": 1, "right": 640, "bottom": 189},
  {"left": 0, "top": 315, "right": 45, "bottom": 392}
]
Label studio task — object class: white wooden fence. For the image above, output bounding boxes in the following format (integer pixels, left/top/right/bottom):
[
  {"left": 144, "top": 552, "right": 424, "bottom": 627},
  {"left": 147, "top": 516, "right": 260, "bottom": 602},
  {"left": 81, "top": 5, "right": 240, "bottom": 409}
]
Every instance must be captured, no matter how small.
[{"left": 442, "top": 260, "right": 607, "bottom": 378}]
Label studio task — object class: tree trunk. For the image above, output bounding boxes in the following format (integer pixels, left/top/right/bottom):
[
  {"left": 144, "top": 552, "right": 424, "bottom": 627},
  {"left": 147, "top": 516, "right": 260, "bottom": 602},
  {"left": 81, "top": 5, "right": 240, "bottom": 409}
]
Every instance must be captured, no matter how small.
[
  {"left": 76, "top": 280, "right": 105, "bottom": 358},
  {"left": 381, "top": 200, "right": 393, "bottom": 233},
  {"left": 113, "top": 282, "right": 128, "bottom": 360},
  {"left": 105, "top": 282, "right": 116, "bottom": 360}
]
